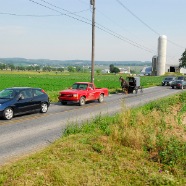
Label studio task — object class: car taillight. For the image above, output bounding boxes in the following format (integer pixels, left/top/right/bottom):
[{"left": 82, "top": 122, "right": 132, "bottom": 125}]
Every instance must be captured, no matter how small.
[{"left": 42, "top": 89, "right": 46, "bottom": 93}]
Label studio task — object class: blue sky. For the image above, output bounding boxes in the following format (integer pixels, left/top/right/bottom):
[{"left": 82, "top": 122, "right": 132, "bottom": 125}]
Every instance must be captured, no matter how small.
[{"left": 0, "top": 0, "right": 185, "bottom": 65}]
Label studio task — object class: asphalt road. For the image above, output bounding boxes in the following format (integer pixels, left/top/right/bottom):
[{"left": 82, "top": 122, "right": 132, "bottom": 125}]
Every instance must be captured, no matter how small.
[{"left": 0, "top": 86, "right": 183, "bottom": 165}]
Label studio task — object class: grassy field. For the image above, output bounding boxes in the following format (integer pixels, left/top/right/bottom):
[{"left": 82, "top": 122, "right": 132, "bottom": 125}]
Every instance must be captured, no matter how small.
[
  {"left": 0, "top": 70, "right": 163, "bottom": 102},
  {"left": 0, "top": 92, "right": 186, "bottom": 185}
]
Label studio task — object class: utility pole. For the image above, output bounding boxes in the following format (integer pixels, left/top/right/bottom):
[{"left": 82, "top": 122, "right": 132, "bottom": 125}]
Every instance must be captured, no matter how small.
[{"left": 90, "top": 0, "right": 95, "bottom": 83}]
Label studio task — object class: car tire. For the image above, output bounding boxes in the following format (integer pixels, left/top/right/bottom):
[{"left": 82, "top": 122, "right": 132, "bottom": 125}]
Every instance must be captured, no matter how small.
[
  {"left": 98, "top": 94, "right": 104, "bottom": 103},
  {"left": 171, "top": 86, "right": 174, "bottom": 89},
  {"left": 3, "top": 107, "right": 14, "bottom": 120},
  {"left": 40, "top": 103, "right": 48, "bottom": 113},
  {"left": 79, "top": 97, "right": 85, "bottom": 106},
  {"left": 61, "top": 101, "right": 67, "bottom": 105}
]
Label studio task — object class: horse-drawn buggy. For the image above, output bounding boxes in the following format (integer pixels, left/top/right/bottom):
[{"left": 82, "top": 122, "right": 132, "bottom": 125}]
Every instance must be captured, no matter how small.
[{"left": 119, "top": 76, "right": 143, "bottom": 94}]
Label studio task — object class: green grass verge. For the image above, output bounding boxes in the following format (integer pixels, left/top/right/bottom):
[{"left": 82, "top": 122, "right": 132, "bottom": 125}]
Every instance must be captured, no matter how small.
[{"left": 0, "top": 92, "right": 186, "bottom": 185}]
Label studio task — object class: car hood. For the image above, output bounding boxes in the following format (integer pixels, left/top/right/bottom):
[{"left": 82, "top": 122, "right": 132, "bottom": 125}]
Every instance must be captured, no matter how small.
[{"left": 59, "top": 89, "right": 84, "bottom": 94}]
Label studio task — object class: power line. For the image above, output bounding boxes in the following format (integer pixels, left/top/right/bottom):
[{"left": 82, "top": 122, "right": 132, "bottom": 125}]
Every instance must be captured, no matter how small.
[
  {"left": 115, "top": 0, "right": 160, "bottom": 36},
  {"left": 28, "top": 0, "right": 155, "bottom": 53},
  {"left": 0, "top": 12, "right": 61, "bottom": 17},
  {"left": 115, "top": 0, "right": 185, "bottom": 49},
  {"left": 28, "top": 0, "right": 92, "bottom": 25},
  {"left": 0, "top": 8, "right": 90, "bottom": 17}
]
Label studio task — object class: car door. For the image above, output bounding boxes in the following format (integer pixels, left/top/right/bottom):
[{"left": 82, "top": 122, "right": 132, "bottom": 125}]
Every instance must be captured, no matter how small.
[
  {"left": 15, "top": 89, "right": 34, "bottom": 113},
  {"left": 31, "top": 88, "right": 44, "bottom": 109},
  {"left": 86, "top": 84, "right": 95, "bottom": 100}
]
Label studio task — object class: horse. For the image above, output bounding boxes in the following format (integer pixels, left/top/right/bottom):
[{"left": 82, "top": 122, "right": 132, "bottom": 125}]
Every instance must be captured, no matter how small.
[{"left": 119, "top": 76, "right": 129, "bottom": 94}]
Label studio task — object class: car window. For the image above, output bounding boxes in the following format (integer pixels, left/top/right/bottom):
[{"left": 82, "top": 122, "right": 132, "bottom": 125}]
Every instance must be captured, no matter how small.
[
  {"left": 19, "top": 90, "right": 32, "bottom": 99},
  {"left": 72, "top": 83, "right": 78, "bottom": 89},
  {"left": 72, "top": 84, "right": 88, "bottom": 90},
  {"left": 33, "top": 89, "right": 44, "bottom": 97},
  {"left": 0, "top": 89, "right": 15, "bottom": 99},
  {"left": 89, "top": 84, "right": 94, "bottom": 90},
  {"left": 177, "top": 77, "right": 184, "bottom": 80},
  {"left": 79, "top": 84, "right": 88, "bottom": 90}
]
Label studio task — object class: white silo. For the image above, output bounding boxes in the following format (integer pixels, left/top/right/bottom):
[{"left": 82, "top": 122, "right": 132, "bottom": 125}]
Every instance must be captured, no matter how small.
[{"left": 157, "top": 35, "right": 167, "bottom": 76}]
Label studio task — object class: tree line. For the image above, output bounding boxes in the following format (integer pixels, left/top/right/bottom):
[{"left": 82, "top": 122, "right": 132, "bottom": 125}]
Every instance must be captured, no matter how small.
[{"left": 0, "top": 63, "right": 90, "bottom": 73}]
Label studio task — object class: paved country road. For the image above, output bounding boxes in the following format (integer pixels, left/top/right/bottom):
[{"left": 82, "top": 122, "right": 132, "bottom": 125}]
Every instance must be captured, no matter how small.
[{"left": 0, "top": 86, "right": 184, "bottom": 165}]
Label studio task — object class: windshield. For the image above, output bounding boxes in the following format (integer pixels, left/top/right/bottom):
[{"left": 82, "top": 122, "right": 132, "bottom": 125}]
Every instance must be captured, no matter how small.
[
  {"left": 177, "top": 77, "right": 184, "bottom": 80},
  {"left": 72, "top": 83, "right": 88, "bottom": 90},
  {"left": 164, "top": 77, "right": 173, "bottom": 80},
  {"left": 176, "top": 80, "right": 183, "bottom": 84},
  {"left": 0, "top": 89, "right": 18, "bottom": 99}
]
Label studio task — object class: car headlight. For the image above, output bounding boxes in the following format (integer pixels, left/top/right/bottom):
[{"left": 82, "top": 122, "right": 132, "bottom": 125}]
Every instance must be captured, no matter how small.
[{"left": 73, "top": 94, "right": 78, "bottom": 98}]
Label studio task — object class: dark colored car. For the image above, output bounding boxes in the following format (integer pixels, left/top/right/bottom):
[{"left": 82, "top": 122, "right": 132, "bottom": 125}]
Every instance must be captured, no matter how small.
[
  {"left": 170, "top": 80, "right": 186, "bottom": 89},
  {"left": 162, "top": 76, "right": 176, "bottom": 86},
  {"left": 177, "top": 76, "right": 186, "bottom": 81},
  {"left": 0, "top": 87, "right": 50, "bottom": 120}
]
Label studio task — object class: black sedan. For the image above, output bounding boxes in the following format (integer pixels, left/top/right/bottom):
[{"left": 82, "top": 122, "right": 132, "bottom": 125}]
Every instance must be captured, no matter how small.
[
  {"left": 162, "top": 76, "right": 176, "bottom": 86},
  {"left": 170, "top": 80, "right": 186, "bottom": 89},
  {"left": 0, "top": 87, "right": 50, "bottom": 120}
]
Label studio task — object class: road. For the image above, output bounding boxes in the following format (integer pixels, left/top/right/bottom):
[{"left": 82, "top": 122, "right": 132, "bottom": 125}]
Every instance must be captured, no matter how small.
[{"left": 0, "top": 86, "right": 183, "bottom": 165}]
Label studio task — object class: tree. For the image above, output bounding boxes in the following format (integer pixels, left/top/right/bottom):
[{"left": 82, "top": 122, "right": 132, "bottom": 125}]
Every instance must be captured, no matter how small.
[
  {"left": 109, "top": 64, "right": 114, "bottom": 73},
  {"left": 113, "top": 67, "right": 120, "bottom": 73},
  {"left": 109, "top": 64, "right": 120, "bottom": 73},
  {"left": 68, "top": 66, "right": 75, "bottom": 72},
  {"left": 179, "top": 49, "right": 186, "bottom": 68},
  {"left": 58, "top": 67, "right": 64, "bottom": 72},
  {"left": 35, "top": 66, "right": 41, "bottom": 71},
  {"left": 76, "top": 66, "right": 82, "bottom": 72}
]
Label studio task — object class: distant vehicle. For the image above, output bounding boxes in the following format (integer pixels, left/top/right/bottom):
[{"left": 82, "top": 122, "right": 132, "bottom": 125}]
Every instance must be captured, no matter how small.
[
  {"left": 162, "top": 76, "right": 176, "bottom": 86},
  {"left": 170, "top": 80, "right": 186, "bottom": 89},
  {"left": 176, "top": 76, "right": 186, "bottom": 81},
  {"left": 0, "top": 87, "right": 50, "bottom": 120},
  {"left": 58, "top": 82, "right": 109, "bottom": 106},
  {"left": 140, "top": 66, "right": 152, "bottom": 76}
]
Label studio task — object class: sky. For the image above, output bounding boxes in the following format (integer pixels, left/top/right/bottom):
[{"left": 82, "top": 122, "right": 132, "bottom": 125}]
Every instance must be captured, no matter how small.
[{"left": 0, "top": 0, "right": 186, "bottom": 65}]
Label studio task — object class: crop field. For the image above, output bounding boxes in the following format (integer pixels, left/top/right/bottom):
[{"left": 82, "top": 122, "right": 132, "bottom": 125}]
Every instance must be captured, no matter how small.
[{"left": 0, "top": 71, "right": 163, "bottom": 102}]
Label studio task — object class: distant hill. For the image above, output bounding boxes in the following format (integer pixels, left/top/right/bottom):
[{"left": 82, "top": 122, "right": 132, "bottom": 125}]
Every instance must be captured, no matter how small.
[{"left": 0, "top": 58, "right": 151, "bottom": 67}]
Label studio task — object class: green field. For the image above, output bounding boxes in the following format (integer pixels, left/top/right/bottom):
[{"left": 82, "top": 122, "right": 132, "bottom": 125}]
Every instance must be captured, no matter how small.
[{"left": 0, "top": 71, "right": 163, "bottom": 102}]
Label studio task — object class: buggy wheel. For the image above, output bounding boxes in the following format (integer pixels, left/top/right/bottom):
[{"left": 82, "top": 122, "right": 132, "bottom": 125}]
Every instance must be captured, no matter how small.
[
  {"left": 140, "top": 87, "right": 143, "bottom": 93},
  {"left": 135, "top": 87, "right": 138, "bottom": 94}
]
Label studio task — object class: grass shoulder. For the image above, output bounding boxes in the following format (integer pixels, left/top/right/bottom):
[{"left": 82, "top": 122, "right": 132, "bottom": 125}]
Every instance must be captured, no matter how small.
[{"left": 0, "top": 92, "right": 186, "bottom": 185}]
